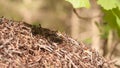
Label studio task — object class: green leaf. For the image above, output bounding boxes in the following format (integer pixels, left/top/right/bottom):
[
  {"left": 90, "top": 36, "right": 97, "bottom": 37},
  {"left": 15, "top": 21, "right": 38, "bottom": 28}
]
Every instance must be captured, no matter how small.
[
  {"left": 102, "top": 8, "right": 120, "bottom": 37},
  {"left": 102, "top": 9, "right": 117, "bottom": 28},
  {"left": 112, "top": 8, "right": 120, "bottom": 18},
  {"left": 112, "top": 10, "right": 120, "bottom": 28},
  {"left": 116, "top": 16, "right": 120, "bottom": 27},
  {"left": 116, "top": 0, "right": 120, "bottom": 10},
  {"left": 97, "top": 0, "right": 120, "bottom": 10},
  {"left": 100, "top": 23, "right": 110, "bottom": 39},
  {"left": 97, "top": 0, "right": 117, "bottom": 10},
  {"left": 66, "top": 0, "right": 90, "bottom": 8}
]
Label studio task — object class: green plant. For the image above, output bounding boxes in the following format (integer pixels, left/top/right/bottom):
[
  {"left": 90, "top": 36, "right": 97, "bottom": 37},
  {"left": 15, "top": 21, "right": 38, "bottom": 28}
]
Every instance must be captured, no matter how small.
[{"left": 66, "top": 0, "right": 120, "bottom": 37}]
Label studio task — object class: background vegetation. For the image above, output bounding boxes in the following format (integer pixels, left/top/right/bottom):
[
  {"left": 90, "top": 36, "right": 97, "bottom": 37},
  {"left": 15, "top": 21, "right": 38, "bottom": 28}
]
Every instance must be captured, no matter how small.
[{"left": 0, "top": 0, "right": 120, "bottom": 67}]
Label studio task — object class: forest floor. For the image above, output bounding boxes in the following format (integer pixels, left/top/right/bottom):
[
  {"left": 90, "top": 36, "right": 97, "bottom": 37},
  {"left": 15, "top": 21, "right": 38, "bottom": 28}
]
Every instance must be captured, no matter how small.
[{"left": 0, "top": 17, "right": 115, "bottom": 68}]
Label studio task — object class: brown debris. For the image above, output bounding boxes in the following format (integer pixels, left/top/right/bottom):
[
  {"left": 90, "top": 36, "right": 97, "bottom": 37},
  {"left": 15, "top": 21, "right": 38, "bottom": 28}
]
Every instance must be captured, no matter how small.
[{"left": 0, "top": 17, "right": 114, "bottom": 68}]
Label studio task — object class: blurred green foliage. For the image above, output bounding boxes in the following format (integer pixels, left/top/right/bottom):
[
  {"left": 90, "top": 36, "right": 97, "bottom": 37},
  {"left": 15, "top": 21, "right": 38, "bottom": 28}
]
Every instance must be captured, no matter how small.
[
  {"left": 66, "top": 0, "right": 90, "bottom": 8},
  {"left": 83, "top": 38, "right": 92, "bottom": 45},
  {"left": 67, "top": 0, "right": 120, "bottom": 38}
]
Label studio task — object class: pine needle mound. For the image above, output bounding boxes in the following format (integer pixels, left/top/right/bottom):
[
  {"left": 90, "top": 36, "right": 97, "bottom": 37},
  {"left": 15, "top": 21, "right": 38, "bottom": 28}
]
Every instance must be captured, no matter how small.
[{"left": 0, "top": 17, "right": 113, "bottom": 68}]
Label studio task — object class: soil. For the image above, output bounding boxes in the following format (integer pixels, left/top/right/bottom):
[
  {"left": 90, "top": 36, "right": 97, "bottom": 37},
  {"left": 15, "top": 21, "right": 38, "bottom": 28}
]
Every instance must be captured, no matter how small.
[{"left": 0, "top": 17, "right": 114, "bottom": 68}]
